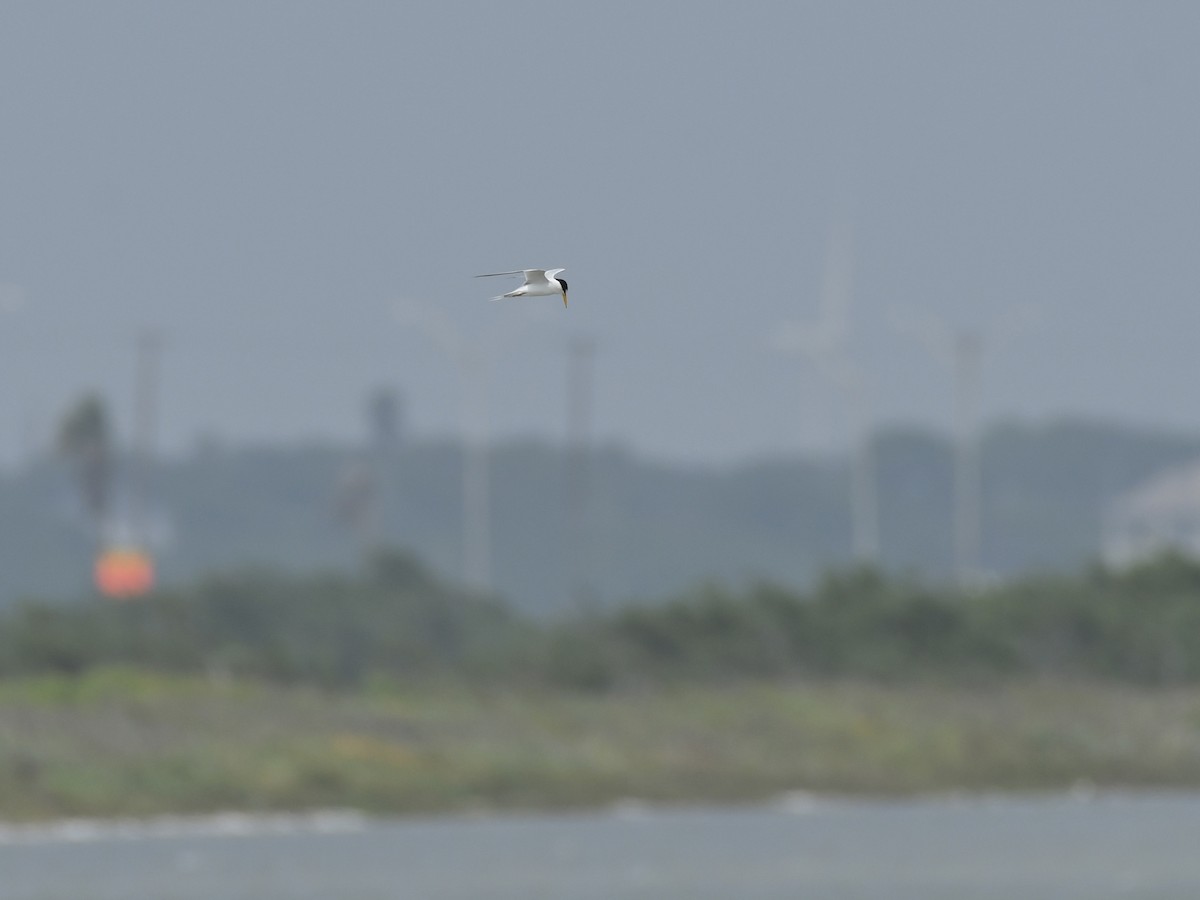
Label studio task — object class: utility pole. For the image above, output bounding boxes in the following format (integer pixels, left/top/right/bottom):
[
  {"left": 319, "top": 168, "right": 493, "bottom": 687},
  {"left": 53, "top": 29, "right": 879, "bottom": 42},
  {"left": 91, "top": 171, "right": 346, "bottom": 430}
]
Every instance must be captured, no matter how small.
[
  {"left": 459, "top": 348, "right": 492, "bottom": 593},
  {"left": 565, "top": 336, "right": 597, "bottom": 611},
  {"left": 131, "top": 329, "right": 163, "bottom": 548},
  {"left": 0, "top": 284, "right": 26, "bottom": 468},
  {"left": 365, "top": 386, "right": 403, "bottom": 553},
  {"left": 951, "top": 330, "right": 983, "bottom": 587}
]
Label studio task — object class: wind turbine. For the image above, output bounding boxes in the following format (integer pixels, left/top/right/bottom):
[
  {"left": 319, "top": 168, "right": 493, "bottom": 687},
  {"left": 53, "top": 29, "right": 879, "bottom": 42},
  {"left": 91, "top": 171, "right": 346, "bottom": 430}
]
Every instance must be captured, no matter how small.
[
  {"left": 0, "top": 284, "right": 26, "bottom": 467},
  {"left": 892, "top": 306, "right": 1036, "bottom": 586},
  {"left": 772, "top": 220, "right": 879, "bottom": 564},
  {"left": 394, "top": 300, "right": 542, "bottom": 593},
  {"left": 565, "top": 335, "right": 598, "bottom": 611}
]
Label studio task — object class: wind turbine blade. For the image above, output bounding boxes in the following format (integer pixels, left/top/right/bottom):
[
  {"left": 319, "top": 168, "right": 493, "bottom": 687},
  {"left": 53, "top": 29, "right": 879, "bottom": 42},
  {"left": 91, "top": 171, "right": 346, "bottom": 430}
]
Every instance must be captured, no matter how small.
[{"left": 819, "top": 217, "right": 854, "bottom": 345}]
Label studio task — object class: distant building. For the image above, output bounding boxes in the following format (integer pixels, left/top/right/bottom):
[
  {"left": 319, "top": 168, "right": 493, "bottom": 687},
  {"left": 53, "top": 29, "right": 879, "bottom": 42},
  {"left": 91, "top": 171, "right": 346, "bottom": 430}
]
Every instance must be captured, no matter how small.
[{"left": 1103, "top": 459, "right": 1200, "bottom": 567}]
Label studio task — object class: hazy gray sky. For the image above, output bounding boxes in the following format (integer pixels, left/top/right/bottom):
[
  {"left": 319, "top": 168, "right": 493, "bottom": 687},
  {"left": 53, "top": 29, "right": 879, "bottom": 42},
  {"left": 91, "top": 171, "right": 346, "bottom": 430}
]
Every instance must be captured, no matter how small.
[{"left": 2, "top": 2, "right": 1198, "bottom": 463}]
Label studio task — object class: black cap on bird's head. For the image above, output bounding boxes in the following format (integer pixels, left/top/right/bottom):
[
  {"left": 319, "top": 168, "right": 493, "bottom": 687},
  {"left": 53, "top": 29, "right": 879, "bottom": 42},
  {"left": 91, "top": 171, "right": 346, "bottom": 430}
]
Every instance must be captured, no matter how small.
[{"left": 556, "top": 277, "right": 569, "bottom": 308}]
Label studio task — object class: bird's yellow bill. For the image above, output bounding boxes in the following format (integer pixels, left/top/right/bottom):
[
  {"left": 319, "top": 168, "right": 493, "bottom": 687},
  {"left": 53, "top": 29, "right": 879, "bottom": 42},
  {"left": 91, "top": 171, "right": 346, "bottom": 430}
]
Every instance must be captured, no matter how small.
[{"left": 562, "top": 291, "right": 568, "bottom": 308}]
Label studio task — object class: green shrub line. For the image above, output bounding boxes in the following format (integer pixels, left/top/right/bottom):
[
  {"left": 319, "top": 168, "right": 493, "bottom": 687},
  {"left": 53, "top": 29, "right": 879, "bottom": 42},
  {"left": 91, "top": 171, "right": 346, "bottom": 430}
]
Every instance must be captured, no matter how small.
[
  {"left": 5, "top": 550, "right": 1200, "bottom": 689},
  {"left": 3, "top": 551, "right": 1200, "bottom": 818}
]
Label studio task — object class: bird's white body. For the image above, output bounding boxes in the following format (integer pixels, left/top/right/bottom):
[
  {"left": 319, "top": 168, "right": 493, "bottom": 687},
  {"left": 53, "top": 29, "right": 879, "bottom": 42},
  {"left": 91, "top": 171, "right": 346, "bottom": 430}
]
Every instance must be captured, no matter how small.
[{"left": 476, "top": 268, "right": 568, "bottom": 306}]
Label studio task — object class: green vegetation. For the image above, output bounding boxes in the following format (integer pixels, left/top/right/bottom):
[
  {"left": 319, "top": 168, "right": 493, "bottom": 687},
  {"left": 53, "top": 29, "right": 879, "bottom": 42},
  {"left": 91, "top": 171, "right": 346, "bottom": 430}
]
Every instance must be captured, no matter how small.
[
  {"left": 0, "top": 551, "right": 529, "bottom": 686},
  {"left": 3, "top": 672, "right": 1200, "bottom": 820},
  {"left": 6, "top": 549, "right": 1200, "bottom": 689},
  {"left": 551, "top": 556, "right": 1200, "bottom": 689},
  {"left": 3, "top": 552, "right": 1200, "bottom": 819}
]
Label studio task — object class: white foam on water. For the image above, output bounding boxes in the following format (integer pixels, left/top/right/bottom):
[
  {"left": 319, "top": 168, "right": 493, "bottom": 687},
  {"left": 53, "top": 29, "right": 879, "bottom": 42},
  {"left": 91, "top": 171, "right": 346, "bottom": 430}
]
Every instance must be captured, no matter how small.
[
  {"left": 607, "top": 797, "right": 653, "bottom": 820},
  {"left": 0, "top": 809, "right": 370, "bottom": 845},
  {"left": 769, "top": 790, "right": 829, "bottom": 815}
]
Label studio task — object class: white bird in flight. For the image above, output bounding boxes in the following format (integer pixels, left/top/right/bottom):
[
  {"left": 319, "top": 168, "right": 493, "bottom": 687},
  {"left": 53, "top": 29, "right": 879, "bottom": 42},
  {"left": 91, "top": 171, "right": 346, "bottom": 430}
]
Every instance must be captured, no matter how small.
[{"left": 475, "top": 268, "right": 568, "bottom": 308}]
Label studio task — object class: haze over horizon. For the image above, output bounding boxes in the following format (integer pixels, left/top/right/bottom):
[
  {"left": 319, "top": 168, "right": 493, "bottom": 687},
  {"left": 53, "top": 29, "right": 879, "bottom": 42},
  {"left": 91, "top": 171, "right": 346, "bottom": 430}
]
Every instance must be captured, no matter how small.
[{"left": 2, "top": 2, "right": 1198, "bottom": 466}]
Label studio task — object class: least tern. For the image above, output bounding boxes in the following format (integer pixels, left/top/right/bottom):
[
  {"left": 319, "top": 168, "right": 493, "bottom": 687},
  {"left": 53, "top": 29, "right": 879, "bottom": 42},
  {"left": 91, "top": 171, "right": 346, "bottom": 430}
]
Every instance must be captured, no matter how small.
[{"left": 476, "top": 268, "right": 568, "bottom": 307}]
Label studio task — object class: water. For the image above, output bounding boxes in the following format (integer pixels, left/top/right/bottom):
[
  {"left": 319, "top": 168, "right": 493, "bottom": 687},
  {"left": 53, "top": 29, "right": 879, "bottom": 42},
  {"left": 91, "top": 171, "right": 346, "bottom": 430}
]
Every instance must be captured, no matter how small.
[{"left": 3, "top": 791, "right": 1200, "bottom": 899}]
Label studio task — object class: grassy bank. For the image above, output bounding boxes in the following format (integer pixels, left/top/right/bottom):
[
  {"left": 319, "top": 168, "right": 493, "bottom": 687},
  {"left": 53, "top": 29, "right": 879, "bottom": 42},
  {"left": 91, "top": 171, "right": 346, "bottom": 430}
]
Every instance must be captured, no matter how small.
[{"left": 3, "top": 668, "right": 1200, "bottom": 820}]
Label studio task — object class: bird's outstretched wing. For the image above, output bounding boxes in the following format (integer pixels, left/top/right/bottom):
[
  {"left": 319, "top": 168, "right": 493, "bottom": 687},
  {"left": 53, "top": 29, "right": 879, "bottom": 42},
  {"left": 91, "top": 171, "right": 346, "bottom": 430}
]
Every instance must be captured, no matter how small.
[
  {"left": 544, "top": 268, "right": 565, "bottom": 280},
  {"left": 476, "top": 269, "right": 554, "bottom": 287}
]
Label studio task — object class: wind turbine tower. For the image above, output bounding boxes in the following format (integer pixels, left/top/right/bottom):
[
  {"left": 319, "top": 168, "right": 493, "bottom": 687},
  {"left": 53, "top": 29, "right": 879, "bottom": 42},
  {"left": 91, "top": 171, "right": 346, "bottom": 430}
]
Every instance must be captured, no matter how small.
[
  {"left": 894, "top": 308, "right": 1033, "bottom": 586},
  {"left": 395, "top": 301, "right": 542, "bottom": 593},
  {"left": 773, "top": 221, "right": 879, "bottom": 564},
  {"left": 565, "top": 335, "right": 597, "bottom": 611},
  {"left": 947, "top": 328, "right": 984, "bottom": 587}
]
